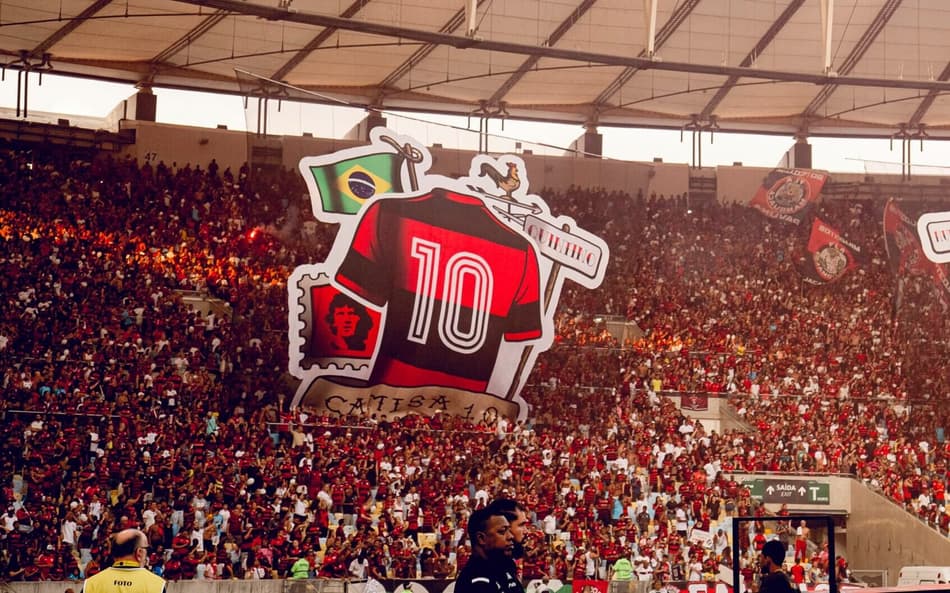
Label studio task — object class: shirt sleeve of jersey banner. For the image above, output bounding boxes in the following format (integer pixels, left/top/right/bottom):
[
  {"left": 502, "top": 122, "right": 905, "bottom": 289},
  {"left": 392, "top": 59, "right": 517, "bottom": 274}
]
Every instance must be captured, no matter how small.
[
  {"left": 800, "top": 217, "right": 863, "bottom": 284},
  {"left": 307, "top": 152, "right": 404, "bottom": 215},
  {"left": 750, "top": 168, "right": 826, "bottom": 225}
]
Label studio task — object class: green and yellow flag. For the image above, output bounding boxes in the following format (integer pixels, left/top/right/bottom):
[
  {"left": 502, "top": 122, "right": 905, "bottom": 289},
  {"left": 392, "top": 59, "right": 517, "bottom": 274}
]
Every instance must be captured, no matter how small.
[{"left": 308, "top": 152, "right": 404, "bottom": 215}]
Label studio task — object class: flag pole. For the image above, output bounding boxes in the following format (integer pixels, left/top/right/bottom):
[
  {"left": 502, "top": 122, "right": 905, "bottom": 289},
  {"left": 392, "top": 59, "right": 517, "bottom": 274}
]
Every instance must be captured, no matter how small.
[
  {"left": 379, "top": 135, "right": 424, "bottom": 192},
  {"left": 505, "top": 223, "right": 570, "bottom": 401}
]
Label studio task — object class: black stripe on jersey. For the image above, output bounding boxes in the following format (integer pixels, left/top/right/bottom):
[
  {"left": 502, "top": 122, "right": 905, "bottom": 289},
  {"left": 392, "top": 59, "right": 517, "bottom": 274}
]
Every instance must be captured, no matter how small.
[
  {"left": 382, "top": 189, "right": 531, "bottom": 251},
  {"left": 376, "top": 290, "right": 507, "bottom": 382},
  {"left": 506, "top": 300, "right": 542, "bottom": 334}
]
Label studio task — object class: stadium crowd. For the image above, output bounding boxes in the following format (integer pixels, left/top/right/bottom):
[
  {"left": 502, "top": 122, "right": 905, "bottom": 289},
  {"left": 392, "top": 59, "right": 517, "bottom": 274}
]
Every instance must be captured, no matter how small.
[{"left": 0, "top": 148, "right": 948, "bottom": 586}]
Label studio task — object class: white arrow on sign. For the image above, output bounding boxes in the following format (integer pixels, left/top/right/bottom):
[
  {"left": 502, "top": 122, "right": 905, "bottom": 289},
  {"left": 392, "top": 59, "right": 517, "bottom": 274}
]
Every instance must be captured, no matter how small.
[
  {"left": 798, "top": 487, "right": 806, "bottom": 496},
  {"left": 766, "top": 486, "right": 775, "bottom": 495}
]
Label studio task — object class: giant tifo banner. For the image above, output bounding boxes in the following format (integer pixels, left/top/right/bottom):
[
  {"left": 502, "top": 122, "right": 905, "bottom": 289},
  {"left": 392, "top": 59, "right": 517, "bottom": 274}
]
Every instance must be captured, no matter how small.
[
  {"left": 750, "top": 168, "right": 827, "bottom": 225},
  {"left": 287, "top": 128, "right": 609, "bottom": 422}
]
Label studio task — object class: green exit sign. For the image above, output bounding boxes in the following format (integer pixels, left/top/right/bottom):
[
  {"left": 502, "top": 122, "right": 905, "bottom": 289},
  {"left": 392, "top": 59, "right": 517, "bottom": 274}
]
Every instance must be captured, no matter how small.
[{"left": 742, "top": 479, "right": 830, "bottom": 505}]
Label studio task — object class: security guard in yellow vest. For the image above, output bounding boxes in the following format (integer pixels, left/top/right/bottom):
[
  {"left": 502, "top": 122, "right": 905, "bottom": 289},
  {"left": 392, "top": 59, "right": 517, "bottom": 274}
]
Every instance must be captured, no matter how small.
[
  {"left": 82, "top": 529, "right": 166, "bottom": 593},
  {"left": 290, "top": 554, "right": 311, "bottom": 579}
]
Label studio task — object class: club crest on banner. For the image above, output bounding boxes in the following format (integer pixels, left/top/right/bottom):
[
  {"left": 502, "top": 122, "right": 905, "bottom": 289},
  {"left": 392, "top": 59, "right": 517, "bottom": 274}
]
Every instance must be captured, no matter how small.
[
  {"left": 768, "top": 176, "right": 809, "bottom": 212},
  {"left": 813, "top": 245, "right": 849, "bottom": 281},
  {"left": 288, "top": 128, "right": 609, "bottom": 422},
  {"left": 750, "top": 168, "right": 827, "bottom": 225},
  {"left": 800, "top": 218, "right": 863, "bottom": 285}
]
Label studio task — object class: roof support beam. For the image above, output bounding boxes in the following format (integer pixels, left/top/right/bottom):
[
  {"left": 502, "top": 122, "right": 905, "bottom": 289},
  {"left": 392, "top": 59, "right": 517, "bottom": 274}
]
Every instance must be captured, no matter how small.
[
  {"left": 152, "top": 9, "right": 229, "bottom": 65},
  {"left": 465, "top": 0, "right": 478, "bottom": 37},
  {"left": 698, "top": 0, "right": 805, "bottom": 120},
  {"left": 804, "top": 0, "right": 903, "bottom": 118},
  {"left": 378, "top": 0, "right": 489, "bottom": 92},
  {"left": 175, "top": 0, "right": 950, "bottom": 95},
  {"left": 819, "top": 0, "right": 834, "bottom": 74},
  {"left": 592, "top": 0, "right": 701, "bottom": 109},
  {"left": 908, "top": 61, "right": 950, "bottom": 128},
  {"left": 31, "top": 0, "right": 113, "bottom": 58},
  {"left": 643, "top": 0, "right": 658, "bottom": 58},
  {"left": 486, "top": 0, "right": 599, "bottom": 106},
  {"left": 270, "top": 0, "right": 373, "bottom": 81}
]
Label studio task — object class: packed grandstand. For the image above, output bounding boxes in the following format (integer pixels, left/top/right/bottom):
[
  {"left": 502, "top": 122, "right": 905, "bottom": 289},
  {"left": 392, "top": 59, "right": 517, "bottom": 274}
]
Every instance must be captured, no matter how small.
[{"left": 0, "top": 146, "right": 948, "bottom": 590}]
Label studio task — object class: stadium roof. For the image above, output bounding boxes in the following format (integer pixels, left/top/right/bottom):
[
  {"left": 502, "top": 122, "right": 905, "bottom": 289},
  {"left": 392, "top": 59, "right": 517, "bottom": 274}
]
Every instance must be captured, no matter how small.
[{"left": 5, "top": 0, "right": 950, "bottom": 139}]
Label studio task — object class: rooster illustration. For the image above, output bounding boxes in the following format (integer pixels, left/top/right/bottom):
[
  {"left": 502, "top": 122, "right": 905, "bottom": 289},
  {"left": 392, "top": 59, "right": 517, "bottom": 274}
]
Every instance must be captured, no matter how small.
[{"left": 479, "top": 161, "right": 520, "bottom": 198}]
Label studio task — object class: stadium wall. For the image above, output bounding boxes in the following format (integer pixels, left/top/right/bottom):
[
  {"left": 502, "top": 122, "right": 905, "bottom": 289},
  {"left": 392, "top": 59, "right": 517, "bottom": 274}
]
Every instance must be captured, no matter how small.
[
  {"left": 117, "top": 121, "right": 949, "bottom": 202},
  {"left": 848, "top": 480, "right": 950, "bottom": 586},
  {"left": 715, "top": 166, "right": 771, "bottom": 205},
  {"left": 120, "top": 122, "right": 691, "bottom": 197},
  {"left": 122, "top": 121, "right": 247, "bottom": 173}
]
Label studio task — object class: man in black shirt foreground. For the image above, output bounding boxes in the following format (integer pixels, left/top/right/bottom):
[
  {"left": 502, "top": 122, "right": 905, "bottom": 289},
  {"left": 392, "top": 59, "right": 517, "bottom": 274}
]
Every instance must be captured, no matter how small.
[
  {"left": 455, "top": 507, "right": 518, "bottom": 593},
  {"left": 758, "top": 539, "right": 796, "bottom": 593}
]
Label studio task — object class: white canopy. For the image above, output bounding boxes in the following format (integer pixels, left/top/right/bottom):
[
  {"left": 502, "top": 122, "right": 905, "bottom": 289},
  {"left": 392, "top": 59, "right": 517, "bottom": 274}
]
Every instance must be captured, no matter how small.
[{"left": 3, "top": 0, "right": 950, "bottom": 138}]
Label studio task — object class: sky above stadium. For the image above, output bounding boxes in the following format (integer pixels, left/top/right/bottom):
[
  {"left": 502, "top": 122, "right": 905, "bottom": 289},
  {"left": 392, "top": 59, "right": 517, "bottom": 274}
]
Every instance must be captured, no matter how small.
[{"left": 4, "top": 72, "right": 950, "bottom": 176}]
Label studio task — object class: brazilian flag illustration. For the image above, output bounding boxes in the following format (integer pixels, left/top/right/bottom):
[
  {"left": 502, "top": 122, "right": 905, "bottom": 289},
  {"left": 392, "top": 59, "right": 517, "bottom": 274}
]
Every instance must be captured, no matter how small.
[{"left": 308, "top": 152, "right": 404, "bottom": 215}]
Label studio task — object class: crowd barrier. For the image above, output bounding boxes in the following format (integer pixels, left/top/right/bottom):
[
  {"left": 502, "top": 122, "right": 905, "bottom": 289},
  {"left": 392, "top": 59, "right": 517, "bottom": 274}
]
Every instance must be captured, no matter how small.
[{"left": 2, "top": 578, "right": 661, "bottom": 593}]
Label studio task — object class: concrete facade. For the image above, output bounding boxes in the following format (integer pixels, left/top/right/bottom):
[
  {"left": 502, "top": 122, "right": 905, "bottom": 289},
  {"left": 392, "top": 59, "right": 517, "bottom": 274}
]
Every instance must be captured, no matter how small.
[{"left": 848, "top": 480, "right": 950, "bottom": 585}]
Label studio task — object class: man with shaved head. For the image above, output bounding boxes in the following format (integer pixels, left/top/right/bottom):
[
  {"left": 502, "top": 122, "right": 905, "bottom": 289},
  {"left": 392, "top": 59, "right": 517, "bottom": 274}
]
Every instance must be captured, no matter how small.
[
  {"left": 82, "top": 529, "right": 166, "bottom": 593},
  {"left": 455, "top": 507, "right": 515, "bottom": 593}
]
